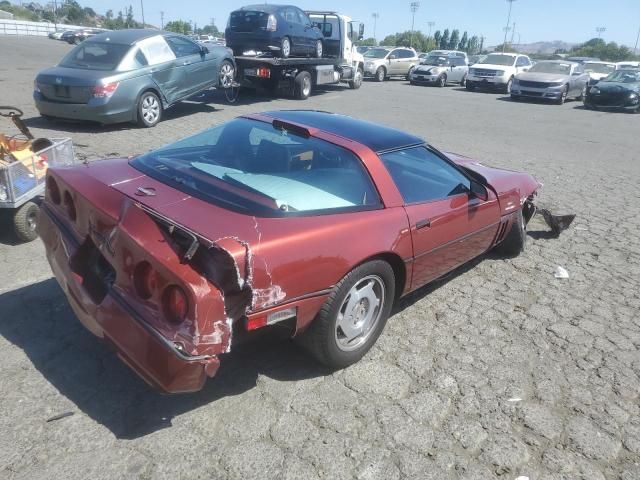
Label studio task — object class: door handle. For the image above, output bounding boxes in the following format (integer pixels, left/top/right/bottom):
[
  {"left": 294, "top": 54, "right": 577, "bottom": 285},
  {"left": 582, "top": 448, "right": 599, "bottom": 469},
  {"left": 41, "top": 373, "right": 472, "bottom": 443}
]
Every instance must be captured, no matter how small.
[
  {"left": 416, "top": 219, "right": 431, "bottom": 230},
  {"left": 183, "top": 61, "right": 190, "bottom": 66}
]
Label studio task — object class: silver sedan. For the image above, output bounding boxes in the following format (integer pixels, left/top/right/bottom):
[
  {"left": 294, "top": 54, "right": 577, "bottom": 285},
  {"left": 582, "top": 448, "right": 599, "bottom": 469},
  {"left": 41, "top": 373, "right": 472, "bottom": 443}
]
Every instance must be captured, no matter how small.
[{"left": 511, "top": 61, "right": 590, "bottom": 104}]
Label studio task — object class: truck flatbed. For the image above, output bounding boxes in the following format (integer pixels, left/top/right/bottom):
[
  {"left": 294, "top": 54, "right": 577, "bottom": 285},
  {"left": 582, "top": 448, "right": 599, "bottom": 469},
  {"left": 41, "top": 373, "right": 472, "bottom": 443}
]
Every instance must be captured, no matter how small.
[{"left": 235, "top": 56, "right": 339, "bottom": 67}]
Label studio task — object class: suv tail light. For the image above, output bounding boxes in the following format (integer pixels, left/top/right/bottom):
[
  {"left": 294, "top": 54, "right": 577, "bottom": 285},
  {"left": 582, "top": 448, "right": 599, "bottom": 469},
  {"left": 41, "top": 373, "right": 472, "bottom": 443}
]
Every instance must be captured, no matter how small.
[
  {"left": 91, "top": 82, "right": 119, "bottom": 98},
  {"left": 34, "top": 79, "right": 41, "bottom": 93},
  {"left": 162, "top": 285, "right": 189, "bottom": 324},
  {"left": 256, "top": 67, "right": 271, "bottom": 78},
  {"left": 266, "top": 14, "right": 277, "bottom": 32}
]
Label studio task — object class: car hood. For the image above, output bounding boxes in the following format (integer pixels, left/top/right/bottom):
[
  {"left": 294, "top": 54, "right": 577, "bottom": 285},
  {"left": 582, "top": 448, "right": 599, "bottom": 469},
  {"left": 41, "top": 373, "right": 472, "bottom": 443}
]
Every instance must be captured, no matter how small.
[
  {"left": 36, "top": 66, "right": 114, "bottom": 85},
  {"left": 472, "top": 63, "right": 513, "bottom": 71},
  {"left": 595, "top": 81, "right": 640, "bottom": 93},
  {"left": 516, "top": 72, "right": 569, "bottom": 83},
  {"left": 445, "top": 151, "right": 541, "bottom": 215},
  {"left": 415, "top": 65, "right": 446, "bottom": 73}
]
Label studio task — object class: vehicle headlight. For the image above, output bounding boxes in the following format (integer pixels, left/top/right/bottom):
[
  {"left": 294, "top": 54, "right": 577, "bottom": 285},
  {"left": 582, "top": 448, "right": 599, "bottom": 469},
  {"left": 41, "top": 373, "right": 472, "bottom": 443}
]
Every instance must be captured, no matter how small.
[
  {"left": 549, "top": 82, "right": 564, "bottom": 87},
  {"left": 494, "top": 70, "right": 505, "bottom": 76},
  {"left": 0, "top": 184, "right": 7, "bottom": 202},
  {"left": 590, "top": 87, "right": 600, "bottom": 94},
  {"left": 629, "top": 92, "right": 638, "bottom": 99}
]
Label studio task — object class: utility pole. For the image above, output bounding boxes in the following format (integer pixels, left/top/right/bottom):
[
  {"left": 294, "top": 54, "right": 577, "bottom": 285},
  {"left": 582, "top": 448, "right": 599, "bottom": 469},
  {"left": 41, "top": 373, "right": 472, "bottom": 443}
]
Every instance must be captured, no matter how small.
[
  {"left": 372, "top": 13, "right": 379, "bottom": 43},
  {"left": 596, "top": 26, "right": 606, "bottom": 38},
  {"left": 52, "top": 0, "right": 57, "bottom": 31},
  {"left": 427, "top": 21, "right": 435, "bottom": 38},
  {"left": 635, "top": 24, "right": 640, "bottom": 54},
  {"left": 410, "top": 2, "right": 420, "bottom": 48},
  {"left": 480, "top": 35, "right": 485, "bottom": 53},
  {"left": 502, "top": 0, "right": 516, "bottom": 53},
  {"left": 140, "top": 0, "right": 145, "bottom": 26},
  {"left": 510, "top": 22, "right": 516, "bottom": 45},
  {"left": 160, "top": 11, "right": 164, "bottom": 30}
]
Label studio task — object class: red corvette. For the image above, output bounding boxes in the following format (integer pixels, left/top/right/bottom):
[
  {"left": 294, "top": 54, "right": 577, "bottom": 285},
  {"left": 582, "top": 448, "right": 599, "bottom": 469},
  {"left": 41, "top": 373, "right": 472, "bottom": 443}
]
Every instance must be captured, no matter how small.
[{"left": 39, "top": 111, "right": 540, "bottom": 393}]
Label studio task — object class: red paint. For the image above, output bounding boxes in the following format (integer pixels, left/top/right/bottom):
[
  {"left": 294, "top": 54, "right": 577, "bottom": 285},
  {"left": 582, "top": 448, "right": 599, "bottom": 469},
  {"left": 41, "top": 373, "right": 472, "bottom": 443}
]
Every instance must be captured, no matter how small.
[{"left": 38, "top": 113, "right": 540, "bottom": 393}]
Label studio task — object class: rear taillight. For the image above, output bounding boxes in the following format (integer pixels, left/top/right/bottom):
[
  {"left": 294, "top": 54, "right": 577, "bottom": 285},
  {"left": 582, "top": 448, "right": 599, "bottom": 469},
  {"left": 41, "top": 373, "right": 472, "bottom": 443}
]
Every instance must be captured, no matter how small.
[
  {"left": 256, "top": 67, "right": 271, "bottom": 78},
  {"left": 162, "top": 285, "right": 188, "bottom": 324},
  {"left": 63, "top": 191, "right": 76, "bottom": 221},
  {"left": 33, "top": 79, "right": 41, "bottom": 93},
  {"left": 266, "top": 14, "right": 277, "bottom": 32},
  {"left": 133, "top": 261, "right": 156, "bottom": 300},
  {"left": 47, "top": 176, "right": 61, "bottom": 204},
  {"left": 91, "top": 82, "right": 119, "bottom": 98}
]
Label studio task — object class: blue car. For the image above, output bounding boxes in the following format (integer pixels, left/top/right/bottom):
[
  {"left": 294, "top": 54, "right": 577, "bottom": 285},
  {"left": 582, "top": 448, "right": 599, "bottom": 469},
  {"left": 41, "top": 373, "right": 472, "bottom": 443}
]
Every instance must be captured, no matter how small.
[{"left": 226, "top": 4, "right": 324, "bottom": 58}]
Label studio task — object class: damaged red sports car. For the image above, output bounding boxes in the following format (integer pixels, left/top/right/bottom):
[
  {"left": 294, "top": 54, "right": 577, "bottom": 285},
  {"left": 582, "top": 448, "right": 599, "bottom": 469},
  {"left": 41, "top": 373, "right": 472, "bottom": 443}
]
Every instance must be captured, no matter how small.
[{"left": 39, "top": 111, "right": 540, "bottom": 393}]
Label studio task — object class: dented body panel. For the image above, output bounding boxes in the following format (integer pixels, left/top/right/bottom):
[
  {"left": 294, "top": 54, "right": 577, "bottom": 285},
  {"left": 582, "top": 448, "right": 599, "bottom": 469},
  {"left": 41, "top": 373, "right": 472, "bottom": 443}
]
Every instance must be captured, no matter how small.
[{"left": 39, "top": 111, "right": 541, "bottom": 393}]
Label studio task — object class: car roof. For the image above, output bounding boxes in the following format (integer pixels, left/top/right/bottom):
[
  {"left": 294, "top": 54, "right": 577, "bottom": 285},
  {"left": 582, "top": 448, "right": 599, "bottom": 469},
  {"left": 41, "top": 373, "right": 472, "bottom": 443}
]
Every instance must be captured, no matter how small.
[
  {"left": 261, "top": 110, "right": 424, "bottom": 153},
  {"left": 85, "top": 28, "right": 163, "bottom": 45},
  {"left": 237, "top": 4, "right": 286, "bottom": 12}
]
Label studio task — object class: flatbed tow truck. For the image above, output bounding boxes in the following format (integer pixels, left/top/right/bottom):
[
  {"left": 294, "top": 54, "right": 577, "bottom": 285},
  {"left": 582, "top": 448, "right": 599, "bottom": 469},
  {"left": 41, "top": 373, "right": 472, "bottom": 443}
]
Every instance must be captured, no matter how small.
[{"left": 234, "top": 12, "right": 365, "bottom": 99}]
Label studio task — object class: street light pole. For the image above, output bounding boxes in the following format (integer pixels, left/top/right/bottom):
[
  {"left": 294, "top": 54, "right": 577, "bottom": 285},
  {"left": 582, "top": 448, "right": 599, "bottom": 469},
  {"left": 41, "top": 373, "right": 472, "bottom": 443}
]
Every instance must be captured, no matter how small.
[
  {"left": 502, "top": 0, "right": 516, "bottom": 53},
  {"left": 596, "top": 27, "right": 606, "bottom": 38},
  {"left": 372, "top": 12, "right": 379, "bottom": 43},
  {"left": 427, "top": 21, "right": 435, "bottom": 38},
  {"left": 140, "top": 0, "right": 145, "bottom": 26},
  {"left": 410, "top": 2, "right": 420, "bottom": 48},
  {"left": 160, "top": 11, "right": 164, "bottom": 30},
  {"left": 635, "top": 24, "right": 640, "bottom": 54}
]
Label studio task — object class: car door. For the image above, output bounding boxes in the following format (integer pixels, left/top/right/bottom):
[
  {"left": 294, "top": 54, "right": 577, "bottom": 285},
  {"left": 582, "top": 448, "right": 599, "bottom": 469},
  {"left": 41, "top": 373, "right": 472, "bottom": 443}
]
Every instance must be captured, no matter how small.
[
  {"left": 281, "top": 7, "right": 304, "bottom": 55},
  {"left": 378, "top": 146, "right": 501, "bottom": 288},
  {"left": 165, "top": 36, "right": 212, "bottom": 97},
  {"left": 399, "top": 49, "right": 415, "bottom": 75},
  {"left": 136, "top": 35, "right": 184, "bottom": 104},
  {"left": 387, "top": 49, "right": 402, "bottom": 75},
  {"left": 296, "top": 7, "right": 315, "bottom": 53},
  {"left": 449, "top": 57, "right": 467, "bottom": 82}
]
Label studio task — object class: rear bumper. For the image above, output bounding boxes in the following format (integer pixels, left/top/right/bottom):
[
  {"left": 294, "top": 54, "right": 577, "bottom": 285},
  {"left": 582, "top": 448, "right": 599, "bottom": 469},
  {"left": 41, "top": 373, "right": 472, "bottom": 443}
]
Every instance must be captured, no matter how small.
[
  {"left": 38, "top": 205, "right": 219, "bottom": 393},
  {"left": 34, "top": 92, "right": 134, "bottom": 124}
]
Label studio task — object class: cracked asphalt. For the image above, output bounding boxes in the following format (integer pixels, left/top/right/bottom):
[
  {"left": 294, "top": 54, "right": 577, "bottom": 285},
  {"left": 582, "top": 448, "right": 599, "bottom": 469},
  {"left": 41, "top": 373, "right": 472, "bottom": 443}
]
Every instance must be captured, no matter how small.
[{"left": 1, "top": 37, "right": 639, "bottom": 480}]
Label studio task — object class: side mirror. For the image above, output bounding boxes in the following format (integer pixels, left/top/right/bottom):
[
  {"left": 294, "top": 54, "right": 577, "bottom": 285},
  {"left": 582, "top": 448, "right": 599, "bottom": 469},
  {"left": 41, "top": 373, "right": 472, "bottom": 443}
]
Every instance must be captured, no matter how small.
[
  {"left": 200, "top": 45, "right": 209, "bottom": 54},
  {"left": 469, "top": 180, "right": 488, "bottom": 201},
  {"left": 358, "top": 23, "right": 365, "bottom": 41}
]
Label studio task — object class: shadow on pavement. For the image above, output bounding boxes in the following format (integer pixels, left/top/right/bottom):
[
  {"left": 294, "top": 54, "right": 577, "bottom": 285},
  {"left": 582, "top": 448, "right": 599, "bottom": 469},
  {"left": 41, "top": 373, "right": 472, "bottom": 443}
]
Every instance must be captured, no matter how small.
[{"left": 0, "top": 278, "right": 327, "bottom": 439}]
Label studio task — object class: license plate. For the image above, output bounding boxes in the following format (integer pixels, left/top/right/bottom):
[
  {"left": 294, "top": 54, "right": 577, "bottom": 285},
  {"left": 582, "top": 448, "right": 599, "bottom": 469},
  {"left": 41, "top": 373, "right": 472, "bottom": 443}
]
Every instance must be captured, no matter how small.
[
  {"left": 54, "top": 85, "right": 70, "bottom": 98},
  {"left": 244, "top": 68, "right": 257, "bottom": 77}
]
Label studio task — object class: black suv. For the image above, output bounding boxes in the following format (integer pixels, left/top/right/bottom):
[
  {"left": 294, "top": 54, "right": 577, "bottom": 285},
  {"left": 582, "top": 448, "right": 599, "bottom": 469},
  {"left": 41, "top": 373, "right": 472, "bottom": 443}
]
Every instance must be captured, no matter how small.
[{"left": 226, "top": 4, "right": 324, "bottom": 58}]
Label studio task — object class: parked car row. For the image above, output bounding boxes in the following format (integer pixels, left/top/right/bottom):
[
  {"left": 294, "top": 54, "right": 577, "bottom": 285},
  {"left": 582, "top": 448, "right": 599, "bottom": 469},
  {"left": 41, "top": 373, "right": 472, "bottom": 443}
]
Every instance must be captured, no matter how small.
[{"left": 49, "top": 28, "right": 110, "bottom": 44}]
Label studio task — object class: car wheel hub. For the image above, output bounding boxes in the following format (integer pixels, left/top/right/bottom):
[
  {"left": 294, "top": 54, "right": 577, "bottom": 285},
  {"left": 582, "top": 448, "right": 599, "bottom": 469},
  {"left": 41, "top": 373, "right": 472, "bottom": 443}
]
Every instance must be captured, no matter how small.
[
  {"left": 302, "top": 76, "right": 311, "bottom": 95},
  {"left": 282, "top": 39, "right": 290, "bottom": 56},
  {"left": 335, "top": 275, "right": 384, "bottom": 352},
  {"left": 220, "top": 63, "right": 235, "bottom": 88},
  {"left": 142, "top": 96, "right": 159, "bottom": 123}
]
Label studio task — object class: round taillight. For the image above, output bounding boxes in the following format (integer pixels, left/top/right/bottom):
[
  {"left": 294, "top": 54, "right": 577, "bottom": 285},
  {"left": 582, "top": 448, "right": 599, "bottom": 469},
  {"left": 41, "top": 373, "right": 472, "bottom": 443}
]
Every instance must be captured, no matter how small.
[
  {"left": 133, "top": 261, "right": 156, "bottom": 299},
  {"left": 47, "top": 176, "right": 61, "bottom": 204},
  {"left": 162, "top": 286, "right": 189, "bottom": 324},
  {"left": 63, "top": 191, "right": 76, "bottom": 221}
]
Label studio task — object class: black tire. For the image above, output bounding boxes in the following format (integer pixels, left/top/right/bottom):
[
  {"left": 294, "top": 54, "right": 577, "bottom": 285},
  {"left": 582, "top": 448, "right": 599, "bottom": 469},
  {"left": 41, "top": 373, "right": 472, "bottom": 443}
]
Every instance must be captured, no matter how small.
[
  {"left": 293, "top": 71, "right": 312, "bottom": 100},
  {"left": 375, "top": 66, "right": 386, "bottom": 82},
  {"left": 348, "top": 67, "right": 363, "bottom": 89},
  {"left": 504, "top": 77, "right": 513, "bottom": 94},
  {"left": 297, "top": 260, "right": 395, "bottom": 369},
  {"left": 280, "top": 36, "right": 291, "bottom": 58},
  {"left": 314, "top": 39, "right": 323, "bottom": 58},
  {"left": 556, "top": 85, "right": 568, "bottom": 105},
  {"left": 494, "top": 209, "right": 526, "bottom": 257},
  {"left": 13, "top": 201, "right": 39, "bottom": 243},
  {"left": 136, "top": 91, "right": 162, "bottom": 128},
  {"left": 460, "top": 74, "right": 467, "bottom": 87},
  {"left": 466, "top": 82, "right": 475, "bottom": 91},
  {"left": 437, "top": 74, "right": 447, "bottom": 87}
]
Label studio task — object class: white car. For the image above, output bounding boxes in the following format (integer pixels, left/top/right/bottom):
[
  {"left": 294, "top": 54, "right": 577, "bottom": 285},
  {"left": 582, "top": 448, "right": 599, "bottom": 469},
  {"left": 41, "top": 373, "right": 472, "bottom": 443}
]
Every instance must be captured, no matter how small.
[
  {"left": 616, "top": 61, "right": 640, "bottom": 70},
  {"left": 583, "top": 61, "right": 617, "bottom": 84},
  {"left": 466, "top": 53, "right": 532, "bottom": 93}
]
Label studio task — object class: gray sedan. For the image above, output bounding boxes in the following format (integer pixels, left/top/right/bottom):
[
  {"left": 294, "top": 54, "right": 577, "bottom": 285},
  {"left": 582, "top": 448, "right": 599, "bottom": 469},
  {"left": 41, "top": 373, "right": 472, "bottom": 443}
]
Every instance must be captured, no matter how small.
[
  {"left": 511, "top": 60, "right": 590, "bottom": 104},
  {"left": 34, "top": 29, "right": 236, "bottom": 127}
]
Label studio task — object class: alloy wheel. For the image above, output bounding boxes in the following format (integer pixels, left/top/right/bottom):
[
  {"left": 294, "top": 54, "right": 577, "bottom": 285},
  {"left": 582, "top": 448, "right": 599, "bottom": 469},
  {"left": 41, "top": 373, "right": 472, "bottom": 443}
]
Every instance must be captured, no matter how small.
[
  {"left": 219, "top": 61, "right": 235, "bottom": 89},
  {"left": 141, "top": 94, "right": 160, "bottom": 125}
]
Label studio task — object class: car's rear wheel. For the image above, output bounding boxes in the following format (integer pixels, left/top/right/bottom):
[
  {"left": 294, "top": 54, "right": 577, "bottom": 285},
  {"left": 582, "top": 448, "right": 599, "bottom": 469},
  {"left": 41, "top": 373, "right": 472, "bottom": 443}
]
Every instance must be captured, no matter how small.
[
  {"left": 437, "top": 74, "right": 447, "bottom": 87},
  {"left": 136, "top": 91, "right": 162, "bottom": 128},
  {"left": 494, "top": 208, "right": 527, "bottom": 257},
  {"left": 314, "top": 40, "right": 323, "bottom": 58},
  {"left": 13, "top": 201, "right": 39, "bottom": 243},
  {"left": 280, "top": 36, "right": 291, "bottom": 58},
  {"left": 349, "top": 67, "right": 363, "bottom": 89},
  {"left": 293, "top": 71, "right": 312, "bottom": 99},
  {"left": 297, "top": 260, "right": 395, "bottom": 369},
  {"left": 375, "top": 66, "right": 386, "bottom": 82},
  {"left": 218, "top": 59, "right": 235, "bottom": 89}
]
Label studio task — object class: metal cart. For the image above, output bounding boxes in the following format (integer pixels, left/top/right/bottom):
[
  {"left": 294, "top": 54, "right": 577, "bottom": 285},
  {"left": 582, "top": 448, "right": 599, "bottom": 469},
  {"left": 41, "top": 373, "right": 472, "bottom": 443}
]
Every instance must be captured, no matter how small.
[{"left": 1, "top": 107, "right": 77, "bottom": 242}]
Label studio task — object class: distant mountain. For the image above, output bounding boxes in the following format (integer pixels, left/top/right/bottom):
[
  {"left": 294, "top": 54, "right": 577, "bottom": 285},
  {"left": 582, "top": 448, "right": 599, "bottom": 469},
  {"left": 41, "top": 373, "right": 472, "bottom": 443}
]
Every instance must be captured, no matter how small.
[{"left": 492, "top": 40, "right": 578, "bottom": 54}]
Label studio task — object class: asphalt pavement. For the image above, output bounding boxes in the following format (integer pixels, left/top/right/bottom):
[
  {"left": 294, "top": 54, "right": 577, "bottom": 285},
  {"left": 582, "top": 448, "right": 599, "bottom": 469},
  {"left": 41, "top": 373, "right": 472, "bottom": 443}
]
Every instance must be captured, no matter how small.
[{"left": 0, "top": 36, "right": 639, "bottom": 480}]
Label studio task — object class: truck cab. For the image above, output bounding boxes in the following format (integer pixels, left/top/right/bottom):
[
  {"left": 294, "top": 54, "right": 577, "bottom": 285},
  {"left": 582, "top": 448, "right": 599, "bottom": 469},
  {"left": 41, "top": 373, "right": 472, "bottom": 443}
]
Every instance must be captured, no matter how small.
[{"left": 306, "top": 12, "right": 364, "bottom": 70}]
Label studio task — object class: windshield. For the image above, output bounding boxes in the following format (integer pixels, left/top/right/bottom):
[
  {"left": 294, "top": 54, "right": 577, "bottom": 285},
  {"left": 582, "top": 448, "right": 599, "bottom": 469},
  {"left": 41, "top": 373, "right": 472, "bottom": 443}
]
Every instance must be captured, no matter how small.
[
  {"left": 131, "top": 118, "right": 381, "bottom": 216},
  {"left": 421, "top": 55, "right": 448, "bottom": 66},
  {"left": 528, "top": 62, "right": 571, "bottom": 75},
  {"left": 583, "top": 62, "right": 615, "bottom": 74},
  {"left": 59, "top": 42, "right": 130, "bottom": 71},
  {"left": 364, "top": 48, "right": 390, "bottom": 59},
  {"left": 602, "top": 70, "right": 640, "bottom": 83},
  {"left": 480, "top": 54, "right": 516, "bottom": 66}
]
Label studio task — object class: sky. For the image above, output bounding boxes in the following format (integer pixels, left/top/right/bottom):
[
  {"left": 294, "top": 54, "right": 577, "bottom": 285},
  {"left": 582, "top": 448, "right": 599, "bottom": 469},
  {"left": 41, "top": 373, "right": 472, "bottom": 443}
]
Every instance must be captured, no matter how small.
[{"left": 80, "top": 0, "right": 640, "bottom": 49}]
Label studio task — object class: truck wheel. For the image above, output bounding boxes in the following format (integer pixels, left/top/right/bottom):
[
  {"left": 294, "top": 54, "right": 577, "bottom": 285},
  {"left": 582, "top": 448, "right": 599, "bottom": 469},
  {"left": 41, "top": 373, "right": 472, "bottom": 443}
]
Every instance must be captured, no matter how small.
[
  {"left": 136, "top": 91, "right": 162, "bottom": 128},
  {"left": 294, "top": 71, "right": 312, "bottom": 99},
  {"left": 375, "top": 67, "right": 385, "bottom": 82},
  {"left": 349, "top": 67, "right": 363, "bottom": 89},
  {"left": 13, "top": 201, "right": 40, "bottom": 243},
  {"left": 494, "top": 209, "right": 527, "bottom": 257},
  {"left": 280, "top": 36, "right": 291, "bottom": 58},
  {"left": 297, "top": 260, "right": 395, "bottom": 369},
  {"left": 314, "top": 40, "right": 323, "bottom": 58}
]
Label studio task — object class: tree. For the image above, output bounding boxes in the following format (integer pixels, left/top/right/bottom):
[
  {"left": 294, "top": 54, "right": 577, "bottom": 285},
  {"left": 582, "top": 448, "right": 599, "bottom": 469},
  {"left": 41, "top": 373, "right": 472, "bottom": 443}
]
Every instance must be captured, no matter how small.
[
  {"left": 468, "top": 36, "right": 480, "bottom": 54},
  {"left": 165, "top": 20, "right": 191, "bottom": 35},
  {"left": 440, "top": 29, "right": 450, "bottom": 50},
  {"left": 433, "top": 30, "right": 442, "bottom": 49},
  {"left": 381, "top": 34, "right": 397, "bottom": 46},
  {"left": 493, "top": 43, "right": 517, "bottom": 53},
  {"left": 568, "top": 37, "right": 638, "bottom": 61},
  {"left": 358, "top": 37, "right": 378, "bottom": 46},
  {"left": 448, "top": 29, "right": 460, "bottom": 50},
  {"left": 126, "top": 5, "right": 134, "bottom": 28},
  {"left": 459, "top": 31, "right": 468, "bottom": 51}
]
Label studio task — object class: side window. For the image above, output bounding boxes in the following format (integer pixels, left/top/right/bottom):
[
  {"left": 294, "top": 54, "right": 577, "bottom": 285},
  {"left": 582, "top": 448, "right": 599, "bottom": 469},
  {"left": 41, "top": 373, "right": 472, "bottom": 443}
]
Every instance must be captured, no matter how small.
[
  {"left": 282, "top": 8, "right": 299, "bottom": 24},
  {"left": 380, "top": 147, "right": 471, "bottom": 204},
  {"left": 390, "top": 49, "right": 400, "bottom": 58},
  {"left": 400, "top": 50, "right": 414, "bottom": 59},
  {"left": 165, "top": 36, "right": 201, "bottom": 57},
  {"left": 453, "top": 58, "right": 465, "bottom": 67},
  {"left": 516, "top": 56, "right": 530, "bottom": 67},
  {"left": 297, "top": 8, "right": 311, "bottom": 26},
  {"left": 137, "top": 35, "right": 176, "bottom": 65}
]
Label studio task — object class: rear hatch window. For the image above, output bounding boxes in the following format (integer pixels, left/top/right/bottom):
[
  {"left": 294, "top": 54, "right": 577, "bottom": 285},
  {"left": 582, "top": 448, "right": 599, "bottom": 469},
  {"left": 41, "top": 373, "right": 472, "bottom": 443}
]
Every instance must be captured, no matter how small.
[
  {"left": 59, "top": 42, "right": 129, "bottom": 71},
  {"left": 229, "top": 10, "right": 269, "bottom": 32}
]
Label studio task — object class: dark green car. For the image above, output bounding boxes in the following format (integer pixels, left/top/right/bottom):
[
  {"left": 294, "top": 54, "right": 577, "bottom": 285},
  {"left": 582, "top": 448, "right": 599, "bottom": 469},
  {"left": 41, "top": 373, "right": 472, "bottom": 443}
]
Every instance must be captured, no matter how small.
[{"left": 34, "top": 29, "right": 236, "bottom": 127}]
